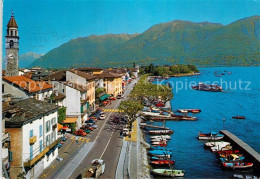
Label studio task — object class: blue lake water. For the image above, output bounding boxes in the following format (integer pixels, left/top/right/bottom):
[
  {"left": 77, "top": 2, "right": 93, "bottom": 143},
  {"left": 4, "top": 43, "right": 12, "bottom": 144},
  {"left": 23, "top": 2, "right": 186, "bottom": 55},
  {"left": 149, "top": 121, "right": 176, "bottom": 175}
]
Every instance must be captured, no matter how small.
[{"left": 153, "top": 66, "right": 260, "bottom": 178}]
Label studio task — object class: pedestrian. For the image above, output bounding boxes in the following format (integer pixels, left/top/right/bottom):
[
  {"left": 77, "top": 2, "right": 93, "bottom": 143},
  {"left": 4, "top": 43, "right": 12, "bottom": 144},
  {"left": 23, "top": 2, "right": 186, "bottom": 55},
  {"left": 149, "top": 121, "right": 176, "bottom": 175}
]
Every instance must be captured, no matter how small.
[{"left": 75, "top": 136, "right": 79, "bottom": 143}]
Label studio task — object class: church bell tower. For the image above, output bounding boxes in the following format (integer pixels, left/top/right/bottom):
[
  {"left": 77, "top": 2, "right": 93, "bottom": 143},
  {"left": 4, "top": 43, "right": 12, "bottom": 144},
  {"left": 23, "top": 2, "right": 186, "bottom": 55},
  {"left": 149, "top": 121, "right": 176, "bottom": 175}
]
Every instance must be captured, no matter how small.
[{"left": 5, "top": 11, "right": 19, "bottom": 76}]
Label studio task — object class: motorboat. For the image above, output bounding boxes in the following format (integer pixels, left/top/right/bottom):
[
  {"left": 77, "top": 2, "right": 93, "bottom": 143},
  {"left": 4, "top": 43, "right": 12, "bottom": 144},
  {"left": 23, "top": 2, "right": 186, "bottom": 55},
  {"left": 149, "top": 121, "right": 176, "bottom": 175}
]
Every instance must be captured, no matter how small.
[
  {"left": 222, "top": 162, "right": 253, "bottom": 169},
  {"left": 204, "top": 141, "right": 230, "bottom": 148},
  {"left": 232, "top": 116, "right": 245, "bottom": 119},
  {"left": 150, "top": 135, "right": 171, "bottom": 140},
  {"left": 150, "top": 160, "right": 175, "bottom": 167},
  {"left": 151, "top": 169, "right": 185, "bottom": 177},
  {"left": 198, "top": 132, "right": 224, "bottom": 140},
  {"left": 148, "top": 130, "right": 174, "bottom": 135}
]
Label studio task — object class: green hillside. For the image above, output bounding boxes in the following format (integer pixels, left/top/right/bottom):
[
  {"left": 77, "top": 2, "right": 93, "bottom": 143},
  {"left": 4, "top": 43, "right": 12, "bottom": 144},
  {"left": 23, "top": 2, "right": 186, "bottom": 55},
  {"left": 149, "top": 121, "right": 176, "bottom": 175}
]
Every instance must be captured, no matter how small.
[{"left": 30, "top": 16, "right": 260, "bottom": 68}]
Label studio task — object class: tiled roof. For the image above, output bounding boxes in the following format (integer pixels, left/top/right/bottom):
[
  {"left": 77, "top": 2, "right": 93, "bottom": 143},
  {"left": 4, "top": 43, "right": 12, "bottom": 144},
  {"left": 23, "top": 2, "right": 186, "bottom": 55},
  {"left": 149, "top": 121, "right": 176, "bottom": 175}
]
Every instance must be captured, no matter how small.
[
  {"left": 4, "top": 98, "right": 59, "bottom": 128},
  {"left": 69, "top": 70, "right": 96, "bottom": 80},
  {"left": 42, "top": 70, "right": 66, "bottom": 81},
  {"left": 3, "top": 76, "right": 53, "bottom": 93},
  {"left": 96, "top": 71, "right": 123, "bottom": 78},
  {"left": 52, "top": 93, "right": 66, "bottom": 100},
  {"left": 76, "top": 67, "right": 103, "bottom": 71},
  {"left": 7, "top": 13, "right": 18, "bottom": 28}
]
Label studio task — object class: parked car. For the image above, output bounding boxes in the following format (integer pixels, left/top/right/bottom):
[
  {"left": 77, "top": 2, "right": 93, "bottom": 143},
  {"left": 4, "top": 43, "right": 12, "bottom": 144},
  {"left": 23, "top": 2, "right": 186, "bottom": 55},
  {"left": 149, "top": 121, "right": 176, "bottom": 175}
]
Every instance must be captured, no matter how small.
[
  {"left": 117, "top": 95, "right": 123, "bottom": 99},
  {"left": 85, "top": 119, "right": 95, "bottom": 124},
  {"left": 99, "top": 114, "right": 106, "bottom": 120},
  {"left": 109, "top": 96, "right": 116, "bottom": 100},
  {"left": 74, "top": 129, "right": 87, "bottom": 136}
]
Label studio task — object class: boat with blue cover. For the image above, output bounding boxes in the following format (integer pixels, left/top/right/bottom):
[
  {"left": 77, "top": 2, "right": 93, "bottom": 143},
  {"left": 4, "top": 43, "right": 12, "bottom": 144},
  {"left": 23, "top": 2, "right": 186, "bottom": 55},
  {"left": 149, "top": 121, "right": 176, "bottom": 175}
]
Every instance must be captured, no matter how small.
[
  {"left": 151, "top": 156, "right": 171, "bottom": 160},
  {"left": 148, "top": 150, "right": 172, "bottom": 157},
  {"left": 198, "top": 132, "right": 224, "bottom": 140}
]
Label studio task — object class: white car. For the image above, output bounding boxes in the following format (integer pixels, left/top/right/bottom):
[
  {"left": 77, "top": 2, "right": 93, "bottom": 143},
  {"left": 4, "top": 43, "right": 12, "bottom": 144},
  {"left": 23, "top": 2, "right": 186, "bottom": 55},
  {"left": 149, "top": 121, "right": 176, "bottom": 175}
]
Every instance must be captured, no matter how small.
[{"left": 99, "top": 114, "right": 106, "bottom": 120}]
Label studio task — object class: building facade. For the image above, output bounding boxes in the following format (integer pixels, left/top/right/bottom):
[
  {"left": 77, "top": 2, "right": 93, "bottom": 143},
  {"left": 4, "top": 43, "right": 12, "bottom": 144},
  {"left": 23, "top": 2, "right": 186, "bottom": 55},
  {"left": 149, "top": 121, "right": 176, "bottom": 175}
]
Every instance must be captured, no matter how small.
[{"left": 4, "top": 98, "right": 59, "bottom": 178}]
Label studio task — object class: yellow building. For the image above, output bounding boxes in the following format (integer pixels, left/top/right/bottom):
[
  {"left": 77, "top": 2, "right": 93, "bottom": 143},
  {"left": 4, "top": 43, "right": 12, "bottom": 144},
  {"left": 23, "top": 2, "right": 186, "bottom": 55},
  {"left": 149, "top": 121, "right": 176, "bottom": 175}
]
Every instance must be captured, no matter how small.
[{"left": 101, "top": 71, "right": 123, "bottom": 97}]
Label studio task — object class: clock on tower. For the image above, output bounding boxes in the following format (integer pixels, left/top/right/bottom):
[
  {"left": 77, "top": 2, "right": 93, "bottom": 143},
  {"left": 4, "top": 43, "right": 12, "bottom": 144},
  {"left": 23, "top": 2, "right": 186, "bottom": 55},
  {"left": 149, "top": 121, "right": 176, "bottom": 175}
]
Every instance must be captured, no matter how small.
[{"left": 5, "top": 11, "right": 19, "bottom": 76}]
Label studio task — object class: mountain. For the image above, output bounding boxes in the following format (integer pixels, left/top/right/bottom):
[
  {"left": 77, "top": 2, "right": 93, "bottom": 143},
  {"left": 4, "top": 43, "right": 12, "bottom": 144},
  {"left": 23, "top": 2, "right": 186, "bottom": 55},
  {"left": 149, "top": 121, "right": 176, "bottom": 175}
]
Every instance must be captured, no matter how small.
[
  {"left": 31, "top": 16, "right": 260, "bottom": 68},
  {"left": 19, "top": 52, "right": 42, "bottom": 68}
]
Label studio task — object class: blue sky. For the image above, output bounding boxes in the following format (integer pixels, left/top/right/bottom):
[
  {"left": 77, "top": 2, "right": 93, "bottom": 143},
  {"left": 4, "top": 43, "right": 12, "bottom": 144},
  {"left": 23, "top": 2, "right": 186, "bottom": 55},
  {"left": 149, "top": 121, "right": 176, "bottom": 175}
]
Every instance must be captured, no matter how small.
[{"left": 3, "top": 0, "right": 260, "bottom": 55}]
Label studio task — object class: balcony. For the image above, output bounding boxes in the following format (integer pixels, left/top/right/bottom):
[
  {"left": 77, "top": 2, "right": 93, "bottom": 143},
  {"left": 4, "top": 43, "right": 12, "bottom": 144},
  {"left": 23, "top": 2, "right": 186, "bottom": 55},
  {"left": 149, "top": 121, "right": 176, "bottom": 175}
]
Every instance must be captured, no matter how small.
[
  {"left": 29, "top": 136, "right": 37, "bottom": 145},
  {"left": 2, "top": 133, "right": 10, "bottom": 143},
  {"left": 24, "top": 139, "right": 59, "bottom": 167}
]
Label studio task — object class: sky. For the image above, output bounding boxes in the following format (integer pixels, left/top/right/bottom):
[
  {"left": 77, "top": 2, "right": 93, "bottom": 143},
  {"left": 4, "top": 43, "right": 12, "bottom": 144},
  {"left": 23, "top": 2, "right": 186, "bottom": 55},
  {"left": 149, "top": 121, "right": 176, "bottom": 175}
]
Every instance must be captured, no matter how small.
[{"left": 3, "top": 0, "right": 260, "bottom": 55}]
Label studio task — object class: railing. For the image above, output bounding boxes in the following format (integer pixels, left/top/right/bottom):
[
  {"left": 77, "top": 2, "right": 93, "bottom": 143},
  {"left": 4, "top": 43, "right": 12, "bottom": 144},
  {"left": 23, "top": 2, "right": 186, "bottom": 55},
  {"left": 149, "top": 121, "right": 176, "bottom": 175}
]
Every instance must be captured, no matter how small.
[
  {"left": 29, "top": 136, "right": 37, "bottom": 145},
  {"left": 24, "top": 139, "right": 59, "bottom": 167}
]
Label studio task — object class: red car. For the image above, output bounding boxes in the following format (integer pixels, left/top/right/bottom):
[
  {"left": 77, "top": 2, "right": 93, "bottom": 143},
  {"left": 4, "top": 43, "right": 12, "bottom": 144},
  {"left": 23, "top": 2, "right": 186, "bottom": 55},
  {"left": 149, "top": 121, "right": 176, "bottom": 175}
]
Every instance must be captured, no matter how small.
[
  {"left": 74, "top": 129, "right": 87, "bottom": 136},
  {"left": 109, "top": 96, "right": 116, "bottom": 100}
]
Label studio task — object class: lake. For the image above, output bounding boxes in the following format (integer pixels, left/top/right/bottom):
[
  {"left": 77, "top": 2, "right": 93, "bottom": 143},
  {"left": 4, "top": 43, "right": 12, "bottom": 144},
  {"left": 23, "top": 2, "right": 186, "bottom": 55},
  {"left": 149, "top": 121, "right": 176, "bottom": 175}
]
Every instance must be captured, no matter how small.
[{"left": 154, "top": 66, "right": 260, "bottom": 178}]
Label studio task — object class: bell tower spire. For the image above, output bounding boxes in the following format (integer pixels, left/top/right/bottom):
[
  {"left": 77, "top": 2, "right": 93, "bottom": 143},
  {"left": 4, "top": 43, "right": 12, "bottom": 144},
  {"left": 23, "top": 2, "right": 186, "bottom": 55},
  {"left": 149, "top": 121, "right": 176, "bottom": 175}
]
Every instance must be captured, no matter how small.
[{"left": 5, "top": 11, "right": 19, "bottom": 76}]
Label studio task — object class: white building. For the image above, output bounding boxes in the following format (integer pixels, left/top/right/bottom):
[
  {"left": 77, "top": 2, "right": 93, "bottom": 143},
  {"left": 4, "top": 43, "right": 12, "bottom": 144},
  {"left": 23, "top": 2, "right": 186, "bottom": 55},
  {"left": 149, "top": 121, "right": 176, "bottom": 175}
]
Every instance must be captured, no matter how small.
[{"left": 4, "top": 98, "right": 59, "bottom": 179}]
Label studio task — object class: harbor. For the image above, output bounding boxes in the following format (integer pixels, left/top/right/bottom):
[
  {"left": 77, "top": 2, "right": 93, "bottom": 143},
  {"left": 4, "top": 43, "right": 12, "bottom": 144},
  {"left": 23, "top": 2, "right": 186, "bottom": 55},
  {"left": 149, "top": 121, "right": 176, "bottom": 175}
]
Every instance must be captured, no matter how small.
[{"left": 146, "top": 66, "right": 260, "bottom": 178}]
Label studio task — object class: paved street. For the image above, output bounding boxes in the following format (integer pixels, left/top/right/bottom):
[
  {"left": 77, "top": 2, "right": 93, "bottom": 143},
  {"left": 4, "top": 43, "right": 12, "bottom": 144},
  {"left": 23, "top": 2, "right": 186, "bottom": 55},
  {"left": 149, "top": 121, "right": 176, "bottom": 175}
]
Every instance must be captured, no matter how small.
[
  {"left": 40, "top": 79, "right": 137, "bottom": 178},
  {"left": 70, "top": 79, "right": 137, "bottom": 178}
]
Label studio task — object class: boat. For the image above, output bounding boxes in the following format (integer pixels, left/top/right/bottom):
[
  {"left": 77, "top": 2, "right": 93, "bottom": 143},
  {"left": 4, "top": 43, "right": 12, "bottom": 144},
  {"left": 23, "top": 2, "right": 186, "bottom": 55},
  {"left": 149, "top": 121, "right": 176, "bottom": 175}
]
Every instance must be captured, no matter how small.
[
  {"left": 217, "top": 150, "right": 240, "bottom": 155},
  {"left": 219, "top": 154, "right": 245, "bottom": 162},
  {"left": 150, "top": 135, "right": 171, "bottom": 140},
  {"left": 148, "top": 130, "right": 173, "bottom": 135},
  {"left": 150, "top": 156, "right": 171, "bottom": 160},
  {"left": 232, "top": 116, "right": 245, "bottom": 119},
  {"left": 204, "top": 141, "right": 230, "bottom": 148},
  {"left": 151, "top": 169, "right": 185, "bottom": 177},
  {"left": 151, "top": 140, "right": 168, "bottom": 146},
  {"left": 148, "top": 150, "right": 172, "bottom": 156},
  {"left": 150, "top": 160, "right": 175, "bottom": 167},
  {"left": 151, "top": 138, "right": 171, "bottom": 142},
  {"left": 160, "top": 108, "right": 171, "bottom": 113},
  {"left": 177, "top": 109, "right": 201, "bottom": 113},
  {"left": 177, "top": 109, "right": 188, "bottom": 113},
  {"left": 190, "top": 109, "right": 201, "bottom": 113},
  {"left": 211, "top": 145, "right": 232, "bottom": 152},
  {"left": 192, "top": 82, "right": 222, "bottom": 92},
  {"left": 198, "top": 132, "right": 224, "bottom": 140},
  {"left": 149, "top": 146, "right": 166, "bottom": 151},
  {"left": 222, "top": 162, "right": 253, "bottom": 169}
]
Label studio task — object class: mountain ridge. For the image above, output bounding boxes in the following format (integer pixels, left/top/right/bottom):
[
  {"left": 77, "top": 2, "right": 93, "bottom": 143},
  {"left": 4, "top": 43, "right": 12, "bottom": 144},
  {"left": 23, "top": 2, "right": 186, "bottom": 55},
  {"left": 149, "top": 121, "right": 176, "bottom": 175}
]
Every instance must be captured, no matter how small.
[{"left": 30, "top": 15, "right": 260, "bottom": 68}]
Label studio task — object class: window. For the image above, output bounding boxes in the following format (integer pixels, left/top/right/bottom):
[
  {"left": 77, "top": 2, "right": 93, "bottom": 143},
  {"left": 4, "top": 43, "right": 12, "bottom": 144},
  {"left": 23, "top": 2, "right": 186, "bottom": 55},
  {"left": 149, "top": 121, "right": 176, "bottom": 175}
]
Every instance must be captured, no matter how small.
[
  {"left": 46, "top": 121, "right": 50, "bottom": 133},
  {"left": 30, "top": 145, "right": 33, "bottom": 160},
  {"left": 51, "top": 117, "right": 56, "bottom": 124},
  {"left": 46, "top": 135, "right": 50, "bottom": 146},
  {"left": 54, "top": 131, "right": 56, "bottom": 141},
  {"left": 30, "top": 130, "right": 33, "bottom": 138},
  {"left": 51, "top": 132, "right": 54, "bottom": 143},
  {"left": 39, "top": 140, "right": 43, "bottom": 152},
  {"left": 39, "top": 125, "right": 42, "bottom": 137}
]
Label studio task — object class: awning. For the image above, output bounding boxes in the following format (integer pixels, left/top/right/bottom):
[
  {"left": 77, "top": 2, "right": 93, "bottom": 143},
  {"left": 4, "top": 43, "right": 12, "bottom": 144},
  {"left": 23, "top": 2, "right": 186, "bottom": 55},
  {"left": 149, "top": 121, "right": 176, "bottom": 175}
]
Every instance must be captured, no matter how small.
[
  {"left": 100, "top": 94, "right": 110, "bottom": 101},
  {"left": 62, "top": 117, "right": 78, "bottom": 123},
  {"left": 58, "top": 123, "right": 63, "bottom": 131}
]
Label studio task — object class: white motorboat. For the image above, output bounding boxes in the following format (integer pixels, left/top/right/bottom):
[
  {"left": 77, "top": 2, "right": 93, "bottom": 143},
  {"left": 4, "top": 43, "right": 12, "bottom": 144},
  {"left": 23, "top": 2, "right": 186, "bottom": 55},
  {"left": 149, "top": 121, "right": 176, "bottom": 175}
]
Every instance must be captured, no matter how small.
[{"left": 150, "top": 135, "right": 171, "bottom": 140}]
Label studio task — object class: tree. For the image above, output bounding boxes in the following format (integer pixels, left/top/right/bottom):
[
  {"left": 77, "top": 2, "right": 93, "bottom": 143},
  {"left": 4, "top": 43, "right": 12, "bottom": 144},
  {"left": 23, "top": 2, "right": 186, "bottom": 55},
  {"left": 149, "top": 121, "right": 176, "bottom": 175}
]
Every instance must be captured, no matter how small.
[
  {"left": 58, "top": 107, "right": 66, "bottom": 123},
  {"left": 119, "top": 100, "right": 143, "bottom": 122}
]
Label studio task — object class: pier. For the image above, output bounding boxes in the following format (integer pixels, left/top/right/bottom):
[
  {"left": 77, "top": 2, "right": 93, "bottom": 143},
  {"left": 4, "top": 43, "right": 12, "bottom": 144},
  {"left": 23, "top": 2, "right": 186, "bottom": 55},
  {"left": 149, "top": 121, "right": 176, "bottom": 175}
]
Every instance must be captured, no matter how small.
[{"left": 220, "top": 130, "right": 260, "bottom": 171}]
